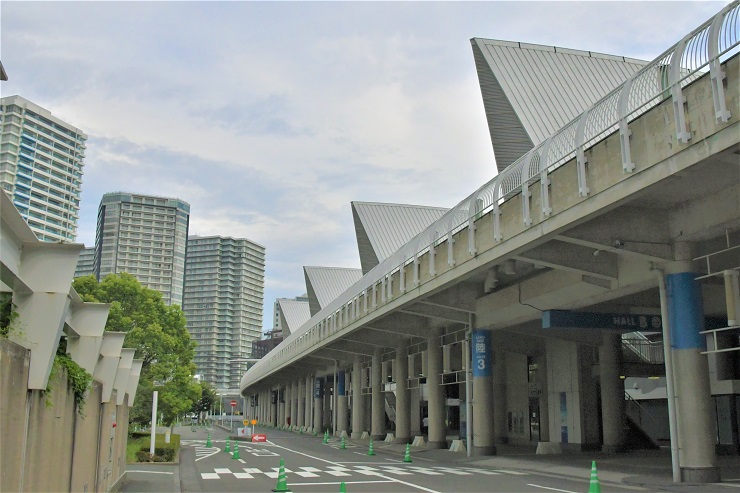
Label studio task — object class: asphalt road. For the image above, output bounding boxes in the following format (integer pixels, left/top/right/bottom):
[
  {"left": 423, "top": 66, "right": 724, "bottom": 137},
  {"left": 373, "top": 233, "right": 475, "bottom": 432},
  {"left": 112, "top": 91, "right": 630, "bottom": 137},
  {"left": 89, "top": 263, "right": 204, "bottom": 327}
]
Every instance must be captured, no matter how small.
[{"left": 177, "top": 425, "right": 650, "bottom": 493}]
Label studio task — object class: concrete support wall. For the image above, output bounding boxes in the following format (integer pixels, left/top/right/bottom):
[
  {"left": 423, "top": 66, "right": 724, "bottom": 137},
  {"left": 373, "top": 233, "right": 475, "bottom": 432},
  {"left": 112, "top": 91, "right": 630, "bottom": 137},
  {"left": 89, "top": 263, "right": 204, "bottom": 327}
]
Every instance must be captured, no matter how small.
[
  {"left": 546, "top": 339, "right": 584, "bottom": 448},
  {"left": 427, "top": 327, "right": 445, "bottom": 449},
  {"left": 351, "top": 358, "right": 364, "bottom": 438},
  {"left": 599, "top": 332, "right": 625, "bottom": 452},
  {"left": 505, "top": 352, "right": 530, "bottom": 445},
  {"left": 493, "top": 348, "right": 507, "bottom": 443},
  {"left": 371, "top": 348, "right": 384, "bottom": 440},
  {"left": 0, "top": 338, "right": 130, "bottom": 493},
  {"left": 395, "top": 340, "right": 410, "bottom": 443}
]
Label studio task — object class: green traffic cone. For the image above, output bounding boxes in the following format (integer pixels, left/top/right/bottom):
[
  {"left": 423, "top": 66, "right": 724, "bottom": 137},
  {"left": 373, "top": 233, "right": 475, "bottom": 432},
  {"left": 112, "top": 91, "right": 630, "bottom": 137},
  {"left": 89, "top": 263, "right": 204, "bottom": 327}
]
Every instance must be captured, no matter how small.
[
  {"left": 340, "top": 436, "right": 346, "bottom": 449},
  {"left": 367, "top": 438, "right": 375, "bottom": 456},
  {"left": 339, "top": 481, "right": 347, "bottom": 492},
  {"left": 224, "top": 438, "right": 230, "bottom": 453},
  {"left": 403, "top": 443, "right": 412, "bottom": 463},
  {"left": 323, "top": 431, "right": 328, "bottom": 444},
  {"left": 232, "top": 442, "right": 240, "bottom": 460},
  {"left": 588, "top": 460, "right": 601, "bottom": 493},
  {"left": 206, "top": 433, "right": 212, "bottom": 447},
  {"left": 272, "top": 458, "right": 292, "bottom": 492}
]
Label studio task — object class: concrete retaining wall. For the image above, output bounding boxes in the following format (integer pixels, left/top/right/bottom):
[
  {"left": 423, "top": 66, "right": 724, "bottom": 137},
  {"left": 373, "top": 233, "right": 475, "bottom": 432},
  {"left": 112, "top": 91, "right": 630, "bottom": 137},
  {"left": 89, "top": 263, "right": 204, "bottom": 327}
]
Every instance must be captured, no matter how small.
[{"left": 0, "top": 338, "right": 129, "bottom": 492}]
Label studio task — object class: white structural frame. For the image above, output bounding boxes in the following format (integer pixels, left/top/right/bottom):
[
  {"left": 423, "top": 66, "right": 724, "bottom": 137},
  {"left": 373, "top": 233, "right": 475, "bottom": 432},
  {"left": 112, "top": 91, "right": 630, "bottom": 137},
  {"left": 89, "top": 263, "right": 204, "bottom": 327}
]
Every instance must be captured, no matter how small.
[{"left": 241, "top": 3, "right": 739, "bottom": 390}]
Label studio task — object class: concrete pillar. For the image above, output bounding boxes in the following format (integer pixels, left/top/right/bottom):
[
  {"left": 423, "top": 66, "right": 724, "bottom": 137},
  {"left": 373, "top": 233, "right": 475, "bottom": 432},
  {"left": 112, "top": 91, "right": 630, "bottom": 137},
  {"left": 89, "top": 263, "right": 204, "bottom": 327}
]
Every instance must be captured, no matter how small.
[
  {"left": 314, "top": 377, "right": 323, "bottom": 433},
  {"left": 271, "top": 390, "right": 278, "bottom": 426},
  {"left": 297, "top": 380, "right": 305, "bottom": 429},
  {"left": 352, "top": 358, "right": 365, "bottom": 438},
  {"left": 493, "top": 348, "right": 507, "bottom": 443},
  {"left": 666, "top": 252, "right": 719, "bottom": 483},
  {"left": 305, "top": 375, "right": 313, "bottom": 432},
  {"left": 323, "top": 379, "right": 332, "bottom": 431},
  {"left": 278, "top": 387, "right": 286, "bottom": 427},
  {"left": 291, "top": 381, "right": 298, "bottom": 428},
  {"left": 472, "top": 329, "right": 496, "bottom": 455},
  {"left": 599, "top": 332, "right": 625, "bottom": 453},
  {"left": 336, "top": 371, "right": 348, "bottom": 435},
  {"left": 427, "top": 327, "right": 446, "bottom": 449},
  {"left": 371, "top": 348, "right": 385, "bottom": 440},
  {"left": 395, "top": 339, "right": 410, "bottom": 443}
]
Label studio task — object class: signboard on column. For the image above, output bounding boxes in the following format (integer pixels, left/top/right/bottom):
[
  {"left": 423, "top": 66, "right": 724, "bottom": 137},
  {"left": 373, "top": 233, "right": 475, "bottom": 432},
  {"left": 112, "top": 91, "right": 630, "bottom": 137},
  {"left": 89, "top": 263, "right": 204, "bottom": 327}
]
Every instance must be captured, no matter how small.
[
  {"left": 314, "top": 378, "right": 323, "bottom": 398},
  {"left": 337, "top": 371, "right": 345, "bottom": 396},
  {"left": 472, "top": 329, "right": 492, "bottom": 377}
]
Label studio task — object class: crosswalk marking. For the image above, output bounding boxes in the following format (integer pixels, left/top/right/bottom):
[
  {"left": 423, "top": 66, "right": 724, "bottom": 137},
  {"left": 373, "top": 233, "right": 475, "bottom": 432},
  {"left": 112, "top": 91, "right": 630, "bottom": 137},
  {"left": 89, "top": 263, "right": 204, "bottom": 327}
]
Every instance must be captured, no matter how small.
[{"left": 199, "top": 465, "right": 529, "bottom": 480}]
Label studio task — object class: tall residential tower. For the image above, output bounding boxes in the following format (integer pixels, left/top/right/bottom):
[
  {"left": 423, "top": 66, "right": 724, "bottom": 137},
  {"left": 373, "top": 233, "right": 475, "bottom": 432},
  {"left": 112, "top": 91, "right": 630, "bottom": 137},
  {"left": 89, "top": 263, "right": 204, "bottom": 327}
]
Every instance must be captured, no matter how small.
[
  {"left": 183, "top": 235, "right": 265, "bottom": 391},
  {"left": 0, "top": 95, "right": 87, "bottom": 242},
  {"left": 94, "top": 192, "right": 190, "bottom": 306}
]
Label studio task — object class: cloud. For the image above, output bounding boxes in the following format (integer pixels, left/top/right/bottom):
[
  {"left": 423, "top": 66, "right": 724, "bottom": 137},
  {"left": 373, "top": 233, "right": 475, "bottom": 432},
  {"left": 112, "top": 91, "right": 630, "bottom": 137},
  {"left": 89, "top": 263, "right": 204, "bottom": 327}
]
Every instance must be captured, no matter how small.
[{"left": 2, "top": 0, "right": 729, "bottom": 333}]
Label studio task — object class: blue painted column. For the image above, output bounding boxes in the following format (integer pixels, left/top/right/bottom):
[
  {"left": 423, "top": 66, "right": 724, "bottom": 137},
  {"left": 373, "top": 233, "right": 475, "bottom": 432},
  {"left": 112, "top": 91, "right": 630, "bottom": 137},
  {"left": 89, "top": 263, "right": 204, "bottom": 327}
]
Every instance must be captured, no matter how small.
[
  {"left": 472, "top": 329, "right": 496, "bottom": 455},
  {"left": 336, "top": 371, "right": 348, "bottom": 435},
  {"left": 667, "top": 268, "right": 719, "bottom": 482},
  {"left": 314, "top": 377, "right": 324, "bottom": 433}
]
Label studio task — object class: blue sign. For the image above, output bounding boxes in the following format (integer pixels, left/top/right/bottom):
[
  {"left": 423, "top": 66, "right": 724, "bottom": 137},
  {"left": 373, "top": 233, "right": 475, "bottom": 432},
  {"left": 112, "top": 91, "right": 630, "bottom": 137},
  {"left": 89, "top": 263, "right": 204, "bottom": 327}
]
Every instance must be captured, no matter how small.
[{"left": 472, "top": 329, "right": 492, "bottom": 377}]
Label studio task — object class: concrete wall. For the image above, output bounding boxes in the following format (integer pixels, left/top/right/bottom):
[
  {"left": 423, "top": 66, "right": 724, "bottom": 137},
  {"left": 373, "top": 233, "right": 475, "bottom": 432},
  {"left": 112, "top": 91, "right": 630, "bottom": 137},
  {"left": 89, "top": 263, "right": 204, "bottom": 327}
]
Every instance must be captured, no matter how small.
[
  {"left": 0, "top": 339, "right": 129, "bottom": 493},
  {"left": 505, "top": 352, "right": 530, "bottom": 444}
]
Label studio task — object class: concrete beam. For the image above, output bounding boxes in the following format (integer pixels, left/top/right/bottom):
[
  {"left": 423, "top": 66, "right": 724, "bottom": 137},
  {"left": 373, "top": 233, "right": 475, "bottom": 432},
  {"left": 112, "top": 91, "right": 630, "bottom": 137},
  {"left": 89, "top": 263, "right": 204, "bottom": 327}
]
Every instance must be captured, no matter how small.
[
  {"left": 516, "top": 241, "right": 618, "bottom": 280},
  {"left": 126, "top": 359, "right": 143, "bottom": 407},
  {"left": 114, "top": 348, "right": 136, "bottom": 406},
  {"left": 93, "top": 332, "right": 126, "bottom": 403},
  {"left": 65, "top": 301, "right": 111, "bottom": 374}
]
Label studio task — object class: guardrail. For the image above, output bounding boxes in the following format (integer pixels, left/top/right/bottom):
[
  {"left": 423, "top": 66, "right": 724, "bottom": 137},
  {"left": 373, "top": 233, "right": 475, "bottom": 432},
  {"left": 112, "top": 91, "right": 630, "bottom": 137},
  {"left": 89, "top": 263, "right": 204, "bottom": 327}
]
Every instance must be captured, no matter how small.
[
  {"left": 243, "top": 2, "right": 740, "bottom": 387},
  {"left": 622, "top": 332, "right": 665, "bottom": 364}
]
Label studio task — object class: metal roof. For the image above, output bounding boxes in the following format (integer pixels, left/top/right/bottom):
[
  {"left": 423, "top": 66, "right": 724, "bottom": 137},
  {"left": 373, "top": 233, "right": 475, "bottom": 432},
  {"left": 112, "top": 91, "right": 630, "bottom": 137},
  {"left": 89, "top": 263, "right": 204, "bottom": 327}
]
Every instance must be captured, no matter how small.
[
  {"left": 471, "top": 38, "right": 648, "bottom": 172},
  {"left": 276, "top": 299, "right": 311, "bottom": 337},
  {"left": 352, "top": 202, "right": 449, "bottom": 274},
  {"left": 303, "top": 266, "right": 363, "bottom": 316},
  {"left": 0, "top": 61, "right": 7, "bottom": 81}
]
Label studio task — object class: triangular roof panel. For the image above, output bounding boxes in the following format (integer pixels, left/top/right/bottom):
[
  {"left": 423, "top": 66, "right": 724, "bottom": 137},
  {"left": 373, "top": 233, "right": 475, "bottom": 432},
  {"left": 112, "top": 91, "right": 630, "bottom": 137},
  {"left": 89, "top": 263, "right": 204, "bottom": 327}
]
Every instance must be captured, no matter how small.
[
  {"left": 304, "top": 266, "right": 363, "bottom": 316},
  {"left": 352, "top": 202, "right": 449, "bottom": 274},
  {"left": 277, "top": 299, "right": 311, "bottom": 337},
  {"left": 472, "top": 38, "right": 648, "bottom": 172}
]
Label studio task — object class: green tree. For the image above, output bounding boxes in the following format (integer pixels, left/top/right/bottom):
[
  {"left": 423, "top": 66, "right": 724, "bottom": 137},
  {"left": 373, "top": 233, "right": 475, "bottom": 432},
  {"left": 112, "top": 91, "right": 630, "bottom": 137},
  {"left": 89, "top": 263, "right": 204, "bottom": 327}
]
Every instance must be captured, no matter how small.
[
  {"left": 73, "top": 273, "right": 199, "bottom": 427},
  {"left": 192, "top": 380, "right": 218, "bottom": 416}
]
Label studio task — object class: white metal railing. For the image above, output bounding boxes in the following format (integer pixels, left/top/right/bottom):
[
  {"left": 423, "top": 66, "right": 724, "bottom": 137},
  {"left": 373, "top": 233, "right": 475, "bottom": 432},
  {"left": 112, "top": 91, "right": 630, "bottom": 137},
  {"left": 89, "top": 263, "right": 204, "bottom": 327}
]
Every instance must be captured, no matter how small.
[
  {"left": 622, "top": 332, "right": 665, "bottom": 365},
  {"left": 242, "top": 2, "right": 740, "bottom": 388}
]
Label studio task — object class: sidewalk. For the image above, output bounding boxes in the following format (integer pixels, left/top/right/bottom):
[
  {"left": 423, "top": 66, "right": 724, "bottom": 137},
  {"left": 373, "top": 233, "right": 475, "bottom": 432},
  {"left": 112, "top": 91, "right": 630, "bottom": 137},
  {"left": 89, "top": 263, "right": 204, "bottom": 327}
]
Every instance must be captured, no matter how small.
[{"left": 358, "top": 436, "right": 740, "bottom": 492}]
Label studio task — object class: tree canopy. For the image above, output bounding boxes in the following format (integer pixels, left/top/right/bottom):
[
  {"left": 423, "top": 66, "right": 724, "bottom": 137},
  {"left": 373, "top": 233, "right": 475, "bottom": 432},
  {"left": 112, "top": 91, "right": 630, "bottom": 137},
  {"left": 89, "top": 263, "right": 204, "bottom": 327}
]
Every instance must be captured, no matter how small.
[{"left": 73, "top": 273, "right": 200, "bottom": 426}]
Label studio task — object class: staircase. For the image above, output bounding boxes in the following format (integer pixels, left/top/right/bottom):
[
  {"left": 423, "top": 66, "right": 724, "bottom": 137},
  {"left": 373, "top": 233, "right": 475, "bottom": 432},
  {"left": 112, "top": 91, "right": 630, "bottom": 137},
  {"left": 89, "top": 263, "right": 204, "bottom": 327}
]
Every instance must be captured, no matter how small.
[
  {"left": 622, "top": 332, "right": 664, "bottom": 365},
  {"left": 624, "top": 391, "right": 661, "bottom": 449}
]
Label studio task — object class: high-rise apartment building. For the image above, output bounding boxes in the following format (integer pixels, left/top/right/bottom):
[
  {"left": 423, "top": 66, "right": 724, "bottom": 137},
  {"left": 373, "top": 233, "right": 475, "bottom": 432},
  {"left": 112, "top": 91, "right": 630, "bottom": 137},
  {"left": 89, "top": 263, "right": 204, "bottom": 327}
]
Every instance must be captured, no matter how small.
[
  {"left": 74, "top": 247, "right": 96, "bottom": 278},
  {"left": 183, "top": 235, "right": 265, "bottom": 391},
  {"left": 94, "top": 192, "right": 190, "bottom": 306},
  {"left": 0, "top": 95, "right": 87, "bottom": 242}
]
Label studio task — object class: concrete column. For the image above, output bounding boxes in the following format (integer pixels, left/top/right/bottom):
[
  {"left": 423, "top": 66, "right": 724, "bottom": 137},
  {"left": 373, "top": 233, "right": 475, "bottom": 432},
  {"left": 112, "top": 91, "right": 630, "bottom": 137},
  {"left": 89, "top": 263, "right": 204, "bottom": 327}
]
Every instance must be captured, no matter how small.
[
  {"left": 599, "top": 332, "right": 625, "bottom": 453},
  {"left": 395, "top": 339, "right": 410, "bottom": 443},
  {"left": 336, "top": 371, "right": 348, "bottom": 435},
  {"left": 314, "top": 377, "right": 323, "bottom": 433},
  {"left": 271, "top": 390, "right": 278, "bottom": 426},
  {"left": 291, "top": 381, "right": 298, "bottom": 428},
  {"left": 323, "top": 379, "right": 332, "bottom": 431},
  {"left": 305, "top": 375, "right": 313, "bottom": 432},
  {"left": 427, "top": 327, "right": 446, "bottom": 449},
  {"left": 352, "top": 358, "right": 365, "bottom": 438},
  {"left": 472, "top": 329, "right": 496, "bottom": 455},
  {"left": 493, "top": 348, "right": 507, "bottom": 443},
  {"left": 371, "top": 348, "right": 385, "bottom": 440},
  {"left": 666, "top": 253, "right": 719, "bottom": 483},
  {"left": 278, "top": 387, "right": 286, "bottom": 427},
  {"left": 297, "top": 380, "right": 305, "bottom": 429}
]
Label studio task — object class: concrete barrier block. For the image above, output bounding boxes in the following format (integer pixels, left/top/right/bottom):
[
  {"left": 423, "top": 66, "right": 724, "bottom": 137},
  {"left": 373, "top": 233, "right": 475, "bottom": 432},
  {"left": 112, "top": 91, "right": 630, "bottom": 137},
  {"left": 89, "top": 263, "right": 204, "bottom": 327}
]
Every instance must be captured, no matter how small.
[
  {"left": 340, "top": 430, "right": 348, "bottom": 438},
  {"left": 411, "top": 436, "right": 426, "bottom": 447},
  {"left": 536, "top": 441, "right": 563, "bottom": 454},
  {"left": 449, "top": 439, "right": 466, "bottom": 453},
  {"left": 360, "top": 431, "right": 370, "bottom": 440},
  {"left": 384, "top": 432, "right": 394, "bottom": 443}
]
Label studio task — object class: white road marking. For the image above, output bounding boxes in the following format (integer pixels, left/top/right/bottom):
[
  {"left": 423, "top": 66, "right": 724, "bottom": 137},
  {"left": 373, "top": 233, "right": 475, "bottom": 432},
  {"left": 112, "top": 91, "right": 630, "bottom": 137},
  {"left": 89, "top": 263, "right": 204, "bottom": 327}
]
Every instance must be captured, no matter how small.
[
  {"left": 294, "top": 471, "right": 319, "bottom": 477},
  {"left": 494, "top": 469, "right": 528, "bottom": 475},
  {"left": 527, "top": 485, "right": 578, "bottom": 493},
  {"left": 406, "top": 466, "right": 443, "bottom": 476},
  {"left": 713, "top": 484, "right": 740, "bottom": 489},
  {"left": 214, "top": 468, "right": 231, "bottom": 474},
  {"left": 325, "top": 470, "right": 352, "bottom": 477},
  {"left": 263, "top": 471, "right": 279, "bottom": 478},
  {"left": 238, "top": 459, "right": 245, "bottom": 463},
  {"left": 233, "top": 472, "right": 253, "bottom": 479},
  {"left": 431, "top": 467, "right": 471, "bottom": 475},
  {"left": 126, "top": 470, "right": 174, "bottom": 475},
  {"left": 460, "top": 467, "right": 501, "bottom": 475},
  {"left": 300, "top": 467, "right": 322, "bottom": 472},
  {"left": 243, "top": 468, "right": 262, "bottom": 473},
  {"left": 200, "top": 473, "right": 219, "bottom": 479},
  {"left": 379, "top": 466, "right": 413, "bottom": 475}
]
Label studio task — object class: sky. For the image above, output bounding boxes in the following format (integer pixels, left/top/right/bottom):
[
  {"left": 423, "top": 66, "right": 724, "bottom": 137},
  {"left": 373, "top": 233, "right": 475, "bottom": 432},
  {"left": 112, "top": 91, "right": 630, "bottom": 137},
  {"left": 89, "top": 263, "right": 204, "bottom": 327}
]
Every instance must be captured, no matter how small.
[{"left": 1, "top": 1, "right": 728, "bottom": 333}]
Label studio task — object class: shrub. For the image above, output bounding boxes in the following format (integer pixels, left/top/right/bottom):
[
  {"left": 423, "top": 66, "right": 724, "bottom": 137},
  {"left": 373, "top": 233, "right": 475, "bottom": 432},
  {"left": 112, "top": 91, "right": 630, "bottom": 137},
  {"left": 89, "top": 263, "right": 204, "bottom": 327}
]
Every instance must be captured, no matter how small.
[{"left": 136, "top": 450, "right": 151, "bottom": 462}]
